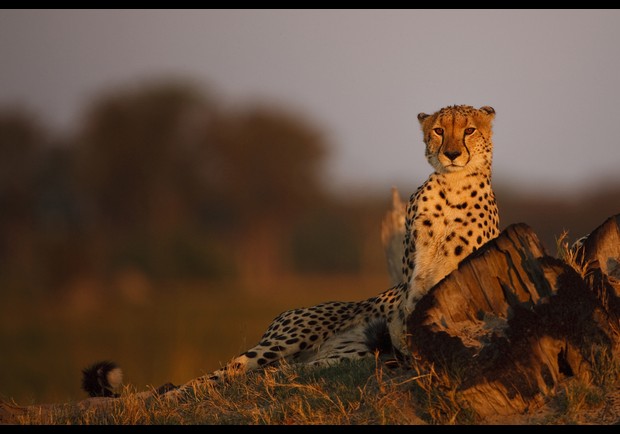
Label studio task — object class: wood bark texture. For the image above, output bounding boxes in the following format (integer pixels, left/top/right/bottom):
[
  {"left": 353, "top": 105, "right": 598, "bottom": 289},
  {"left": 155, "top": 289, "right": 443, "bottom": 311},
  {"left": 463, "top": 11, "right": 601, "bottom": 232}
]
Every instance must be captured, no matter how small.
[{"left": 406, "top": 216, "right": 620, "bottom": 418}]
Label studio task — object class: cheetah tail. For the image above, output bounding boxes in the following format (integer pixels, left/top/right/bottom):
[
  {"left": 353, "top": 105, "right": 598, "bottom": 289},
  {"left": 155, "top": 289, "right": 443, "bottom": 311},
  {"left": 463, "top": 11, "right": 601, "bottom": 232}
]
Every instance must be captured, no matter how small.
[{"left": 81, "top": 360, "right": 123, "bottom": 398}]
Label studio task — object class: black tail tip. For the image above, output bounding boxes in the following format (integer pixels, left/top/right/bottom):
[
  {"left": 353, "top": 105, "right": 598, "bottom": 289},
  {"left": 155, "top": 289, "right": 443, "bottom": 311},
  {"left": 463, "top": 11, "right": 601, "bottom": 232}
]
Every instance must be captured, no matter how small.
[{"left": 81, "top": 360, "right": 123, "bottom": 397}]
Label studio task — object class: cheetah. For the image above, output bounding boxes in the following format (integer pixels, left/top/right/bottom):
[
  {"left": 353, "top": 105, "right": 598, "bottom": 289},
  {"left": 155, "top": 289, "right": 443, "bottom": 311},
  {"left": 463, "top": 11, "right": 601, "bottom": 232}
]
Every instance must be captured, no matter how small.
[
  {"left": 388, "top": 104, "right": 499, "bottom": 353},
  {"left": 82, "top": 105, "right": 500, "bottom": 400}
]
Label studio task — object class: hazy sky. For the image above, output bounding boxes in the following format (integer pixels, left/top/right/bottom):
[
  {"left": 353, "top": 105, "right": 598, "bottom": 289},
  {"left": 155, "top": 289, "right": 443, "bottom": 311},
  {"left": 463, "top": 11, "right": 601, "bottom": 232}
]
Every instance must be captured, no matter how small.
[{"left": 1, "top": 9, "right": 620, "bottom": 196}]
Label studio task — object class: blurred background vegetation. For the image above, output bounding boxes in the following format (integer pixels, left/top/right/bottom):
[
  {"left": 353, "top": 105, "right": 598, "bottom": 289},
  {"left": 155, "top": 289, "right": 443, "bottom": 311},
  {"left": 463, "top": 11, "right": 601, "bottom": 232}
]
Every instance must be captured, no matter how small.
[{"left": 1, "top": 77, "right": 618, "bottom": 406}]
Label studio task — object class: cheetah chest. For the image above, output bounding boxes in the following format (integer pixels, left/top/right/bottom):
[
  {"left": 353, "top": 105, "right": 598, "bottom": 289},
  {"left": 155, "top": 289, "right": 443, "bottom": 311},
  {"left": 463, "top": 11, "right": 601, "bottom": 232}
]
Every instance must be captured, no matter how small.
[{"left": 411, "top": 176, "right": 498, "bottom": 291}]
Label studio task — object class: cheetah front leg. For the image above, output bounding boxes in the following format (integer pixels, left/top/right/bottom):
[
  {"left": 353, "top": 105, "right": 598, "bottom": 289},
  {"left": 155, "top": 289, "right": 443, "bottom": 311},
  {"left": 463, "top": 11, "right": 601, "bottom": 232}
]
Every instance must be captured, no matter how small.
[
  {"left": 387, "top": 251, "right": 465, "bottom": 357},
  {"left": 386, "top": 273, "right": 431, "bottom": 357}
]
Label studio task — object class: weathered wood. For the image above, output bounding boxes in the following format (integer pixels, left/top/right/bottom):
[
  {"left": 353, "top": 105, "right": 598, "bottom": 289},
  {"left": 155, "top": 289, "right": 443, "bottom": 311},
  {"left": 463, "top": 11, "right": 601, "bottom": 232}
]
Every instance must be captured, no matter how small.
[
  {"left": 574, "top": 214, "right": 620, "bottom": 337},
  {"left": 406, "top": 218, "right": 620, "bottom": 418},
  {"left": 380, "top": 186, "right": 407, "bottom": 286}
]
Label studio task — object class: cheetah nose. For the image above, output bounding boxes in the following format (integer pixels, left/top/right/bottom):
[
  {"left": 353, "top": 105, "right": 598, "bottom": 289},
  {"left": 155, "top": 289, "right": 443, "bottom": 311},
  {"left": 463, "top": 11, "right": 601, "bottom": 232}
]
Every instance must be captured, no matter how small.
[{"left": 443, "top": 150, "right": 462, "bottom": 161}]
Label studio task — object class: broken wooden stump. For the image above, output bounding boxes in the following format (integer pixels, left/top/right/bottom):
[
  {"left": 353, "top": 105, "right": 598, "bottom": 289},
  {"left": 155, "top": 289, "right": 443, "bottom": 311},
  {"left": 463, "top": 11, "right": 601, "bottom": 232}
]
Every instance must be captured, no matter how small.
[
  {"left": 574, "top": 214, "right": 620, "bottom": 334},
  {"left": 406, "top": 216, "right": 620, "bottom": 418}
]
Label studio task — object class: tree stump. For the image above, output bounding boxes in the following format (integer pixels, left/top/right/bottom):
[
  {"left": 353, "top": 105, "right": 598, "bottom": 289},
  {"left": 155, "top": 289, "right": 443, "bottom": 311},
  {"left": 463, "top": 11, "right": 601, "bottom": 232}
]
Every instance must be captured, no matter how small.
[{"left": 406, "top": 216, "right": 620, "bottom": 418}]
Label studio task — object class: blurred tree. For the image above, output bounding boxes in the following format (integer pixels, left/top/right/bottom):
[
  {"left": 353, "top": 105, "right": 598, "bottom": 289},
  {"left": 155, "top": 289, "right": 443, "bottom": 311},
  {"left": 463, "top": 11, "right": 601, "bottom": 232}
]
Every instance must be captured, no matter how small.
[
  {"left": 75, "top": 79, "right": 216, "bottom": 234},
  {"left": 205, "top": 105, "right": 327, "bottom": 221},
  {"left": 0, "top": 107, "right": 42, "bottom": 221},
  {"left": 73, "top": 79, "right": 227, "bottom": 279},
  {"left": 204, "top": 104, "right": 329, "bottom": 284},
  {"left": 290, "top": 204, "right": 362, "bottom": 274},
  {"left": 34, "top": 144, "right": 95, "bottom": 288},
  {"left": 73, "top": 79, "right": 331, "bottom": 283},
  {"left": 0, "top": 107, "right": 46, "bottom": 286}
]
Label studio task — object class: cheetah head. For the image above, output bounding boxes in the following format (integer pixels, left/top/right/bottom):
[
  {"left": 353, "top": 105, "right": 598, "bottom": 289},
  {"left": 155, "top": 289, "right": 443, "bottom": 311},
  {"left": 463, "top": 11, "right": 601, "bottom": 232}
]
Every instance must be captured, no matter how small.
[{"left": 417, "top": 105, "right": 495, "bottom": 175}]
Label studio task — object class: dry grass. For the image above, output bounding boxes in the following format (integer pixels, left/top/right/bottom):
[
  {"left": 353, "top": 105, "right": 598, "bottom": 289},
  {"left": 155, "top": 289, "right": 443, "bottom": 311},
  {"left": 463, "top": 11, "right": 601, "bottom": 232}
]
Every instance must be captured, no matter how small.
[
  {"left": 10, "top": 350, "right": 619, "bottom": 425},
  {"left": 3, "top": 273, "right": 620, "bottom": 425},
  {"left": 13, "top": 332, "right": 620, "bottom": 426},
  {"left": 555, "top": 230, "right": 593, "bottom": 278},
  {"left": 12, "top": 358, "right": 427, "bottom": 425}
]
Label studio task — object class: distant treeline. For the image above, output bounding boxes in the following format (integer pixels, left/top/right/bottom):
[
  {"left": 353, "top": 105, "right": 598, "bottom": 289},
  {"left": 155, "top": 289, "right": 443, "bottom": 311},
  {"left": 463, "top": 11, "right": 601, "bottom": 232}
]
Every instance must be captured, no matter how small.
[
  {"left": 0, "top": 78, "right": 618, "bottom": 296},
  {"left": 0, "top": 79, "right": 392, "bottom": 295}
]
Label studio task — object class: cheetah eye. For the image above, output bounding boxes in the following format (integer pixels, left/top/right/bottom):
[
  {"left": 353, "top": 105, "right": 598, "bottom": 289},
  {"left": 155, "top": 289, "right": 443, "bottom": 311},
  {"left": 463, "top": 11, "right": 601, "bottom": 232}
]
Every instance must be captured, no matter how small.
[
  {"left": 433, "top": 128, "right": 444, "bottom": 135},
  {"left": 464, "top": 127, "right": 475, "bottom": 135}
]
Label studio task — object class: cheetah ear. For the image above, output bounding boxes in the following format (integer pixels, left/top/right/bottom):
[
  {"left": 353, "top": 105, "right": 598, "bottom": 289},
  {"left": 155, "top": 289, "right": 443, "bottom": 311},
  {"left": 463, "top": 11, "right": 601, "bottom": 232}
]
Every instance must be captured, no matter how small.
[
  {"left": 417, "top": 112, "right": 430, "bottom": 124},
  {"left": 479, "top": 106, "right": 496, "bottom": 117}
]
